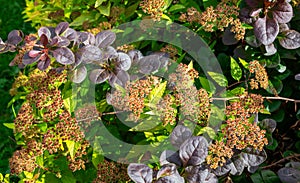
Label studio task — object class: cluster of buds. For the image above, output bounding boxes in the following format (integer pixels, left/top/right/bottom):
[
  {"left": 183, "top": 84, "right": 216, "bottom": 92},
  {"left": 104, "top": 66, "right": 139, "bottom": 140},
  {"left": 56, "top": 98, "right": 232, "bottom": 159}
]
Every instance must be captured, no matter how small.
[
  {"left": 117, "top": 44, "right": 135, "bottom": 53},
  {"left": 140, "top": 0, "right": 165, "bottom": 21},
  {"left": 169, "top": 63, "right": 211, "bottom": 124},
  {"left": 207, "top": 93, "right": 268, "bottom": 169},
  {"left": 67, "top": 140, "right": 90, "bottom": 172},
  {"left": 14, "top": 102, "right": 35, "bottom": 136},
  {"left": 109, "top": 6, "right": 125, "bottom": 24},
  {"left": 9, "top": 148, "right": 38, "bottom": 175},
  {"left": 179, "top": 0, "right": 245, "bottom": 40},
  {"left": 249, "top": 60, "right": 269, "bottom": 90},
  {"left": 223, "top": 94, "right": 267, "bottom": 150},
  {"left": 160, "top": 44, "right": 178, "bottom": 60},
  {"left": 92, "top": 159, "right": 130, "bottom": 183},
  {"left": 206, "top": 140, "right": 234, "bottom": 169},
  {"left": 10, "top": 72, "right": 28, "bottom": 96},
  {"left": 88, "top": 22, "right": 112, "bottom": 35},
  {"left": 75, "top": 104, "right": 101, "bottom": 130},
  {"left": 109, "top": 76, "right": 159, "bottom": 121},
  {"left": 157, "top": 94, "right": 177, "bottom": 126}
]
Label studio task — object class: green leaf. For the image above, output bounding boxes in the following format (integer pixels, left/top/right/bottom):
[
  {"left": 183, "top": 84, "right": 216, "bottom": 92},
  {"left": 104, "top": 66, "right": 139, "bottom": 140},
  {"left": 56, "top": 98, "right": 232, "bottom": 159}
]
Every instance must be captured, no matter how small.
[
  {"left": 261, "top": 170, "right": 281, "bottom": 183},
  {"left": 65, "top": 140, "right": 80, "bottom": 160},
  {"left": 251, "top": 172, "right": 264, "bottom": 183},
  {"left": 3, "top": 123, "right": 15, "bottom": 130},
  {"left": 95, "top": 0, "right": 106, "bottom": 8},
  {"left": 230, "top": 57, "right": 242, "bottom": 81},
  {"left": 163, "top": 0, "right": 173, "bottom": 10},
  {"left": 238, "top": 58, "right": 249, "bottom": 69},
  {"left": 92, "top": 150, "right": 104, "bottom": 169},
  {"left": 267, "top": 138, "right": 278, "bottom": 150},
  {"left": 36, "top": 123, "right": 47, "bottom": 132},
  {"left": 97, "top": 1, "right": 111, "bottom": 16},
  {"left": 203, "top": 0, "right": 218, "bottom": 8},
  {"left": 148, "top": 81, "right": 167, "bottom": 105},
  {"left": 208, "top": 71, "right": 228, "bottom": 87},
  {"left": 63, "top": 97, "right": 76, "bottom": 114},
  {"left": 36, "top": 155, "right": 44, "bottom": 167},
  {"left": 199, "top": 77, "right": 216, "bottom": 94},
  {"left": 169, "top": 4, "right": 185, "bottom": 12},
  {"left": 114, "top": 83, "right": 126, "bottom": 95},
  {"left": 197, "top": 127, "right": 216, "bottom": 139}
]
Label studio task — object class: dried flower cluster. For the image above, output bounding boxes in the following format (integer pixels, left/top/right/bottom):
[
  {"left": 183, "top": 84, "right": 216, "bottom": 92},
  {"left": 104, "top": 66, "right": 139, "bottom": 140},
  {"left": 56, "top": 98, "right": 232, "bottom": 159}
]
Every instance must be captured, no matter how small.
[
  {"left": 249, "top": 60, "right": 269, "bottom": 90},
  {"left": 87, "top": 22, "right": 112, "bottom": 35},
  {"left": 75, "top": 104, "right": 101, "bottom": 129},
  {"left": 206, "top": 141, "right": 234, "bottom": 169},
  {"left": 179, "top": 1, "right": 245, "bottom": 40},
  {"left": 160, "top": 44, "right": 178, "bottom": 60},
  {"left": 9, "top": 69, "right": 89, "bottom": 175},
  {"left": 157, "top": 94, "right": 177, "bottom": 126},
  {"left": 140, "top": 0, "right": 165, "bottom": 21},
  {"left": 207, "top": 93, "right": 267, "bottom": 169},
  {"left": 92, "top": 159, "right": 130, "bottom": 183},
  {"left": 169, "top": 63, "right": 211, "bottom": 124},
  {"left": 117, "top": 44, "right": 135, "bottom": 53},
  {"left": 109, "top": 76, "right": 159, "bottom": 121},
  {"left": 9, "top": 148, "right": 38, "bottom": 174}
]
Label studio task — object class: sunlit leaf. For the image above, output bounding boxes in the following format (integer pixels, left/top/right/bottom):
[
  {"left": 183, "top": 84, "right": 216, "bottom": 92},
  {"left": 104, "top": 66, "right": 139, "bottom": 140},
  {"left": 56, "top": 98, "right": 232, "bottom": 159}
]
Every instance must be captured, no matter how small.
[
  {"left": 156, "top": 163, "right": 177, "bottom": 179},
  {"left": 208, "top": 71, "right": 228, "bottom": 87},
  {"left": 116, "top": 52, "right": 132, "bottom": 71},
  {"left": 230, "top": 57, "right": 242, "bottom": 81},
  {"left": 148, "top": 81, "right": 167, "bottom": 105},
  {"left": 89, "top": 69, "right": 110, "bottom": 84},
  {"left": 55, "top": 22, "right": 69, "bottom": 35},
  {"left": 272, "top": 2, "right": 293, "bottom": 24}
]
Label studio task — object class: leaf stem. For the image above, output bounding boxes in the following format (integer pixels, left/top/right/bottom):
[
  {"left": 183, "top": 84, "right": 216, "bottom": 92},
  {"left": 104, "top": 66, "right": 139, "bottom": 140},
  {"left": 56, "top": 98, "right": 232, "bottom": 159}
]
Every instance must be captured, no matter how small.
[{"left": 261, "top": 153, "right": 300, "bottom": 169}]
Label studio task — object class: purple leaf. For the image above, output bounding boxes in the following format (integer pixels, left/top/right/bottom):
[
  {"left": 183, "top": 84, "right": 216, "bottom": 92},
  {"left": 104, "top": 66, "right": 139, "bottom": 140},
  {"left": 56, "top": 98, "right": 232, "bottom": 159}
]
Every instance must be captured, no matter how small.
[
  {"left": 250, "top": 8, "right": 263, "bottom": 17},
  {"left": 156, "top": 164, "right": 177, "bottom": 179},
  {"left": 127, "top": 163, "right": 153, "bottom": 183},
  {"left": 245, "top": 0, "right": 262, "bottom": 8},
  {"left": 95, "top": 30, "right": 116, "bottom": 48},
  {"left": 295, "top": 74, "right": 300, "bottom": 81},
  {"left": 272, "top": 1, "right": 293, "bottom": 24},
  {"left": 138, "top": 55, "right": 161, "bottom": 74},
  {"left": 76, "top": 32, "right": 89, "bottom": 44},
  {"left": 279, "top": 30, "right": 300, "bottom": 49},
  {"left": 264, "top": 44, "right": 277, "bottom": 56},
  {"left": 156, "top": 168, "right": 184, "bottom": 183},
  {"left": 70, "top": 66, "right": 87, "bottom": 83},
  {"left": 279, "top": 23, "right": 290, "bottom": 32},
  {"left": 7, "top": 30, "right": 23, "bottom": 45},
  {"left": 128, "top": 49, "right": 144, "bottom": 64},
  {"left": 89, "top": 69, "right": 110, "bottom": 84},
  {"left": 22, "top": 52, "right": 39, "bottom": 65},
  {"left": 63, "top": 28, "right": 77, "bottom": 41},
  {"left": 241, "top": 148, "right": 267, "bottom": 167},
  {"left": 37, "top": 56, "right": 51, "bottom": 70},
  {"left": 278, "top": 167, "right": 300, "bottom": 183},
  {"left": 239, "top": 8, "right": 254, "bottom": 24},
  {"left": 79, "top": 45, "right": 102, "bottom": 64},
  {"left": 160, "top": 150, "right": 182, "bottom": 167},
  {"left": 108, "top": 70, "right": 130, "bottom": 87},
  {"left": 254, "top": 17, "right": 279, "bottom": 45},
  {"left": 55, "top": 22, "right": 69, "bottom": 35},
  {"left": 260, "top": 118, "right": 277, "bottom": 133},
  {"left": 52, "top": 47, "right": 75, "bottom": 65},
  {"left": 40, "top": 34, "right": 49, "bottom": 46},
  {"left": 28, "top": 50, "right": 41, "bottom": 58},
  {"left": 170, "top": 125, "right": 192, "bottom": 149},
  {"left": 102, "top": 46, "right": 117, "bottom": 60},
  {"left": 116, "top": 52, "right": 132, "bottom": 71},
  {"left": 179, "top": 136, "right": 208, "bottom": 167},
  {"left": 51, "top": 36, "right": 70, "bottom": 47},
  {"left": 38, "top": 27, "right": 51, "bottom": 41},
  {"left": 222, "top": 27, "right": 239, "bottom": 45},
  {"left": 186, "top": 165, "right": 218, "bottom": 183}
]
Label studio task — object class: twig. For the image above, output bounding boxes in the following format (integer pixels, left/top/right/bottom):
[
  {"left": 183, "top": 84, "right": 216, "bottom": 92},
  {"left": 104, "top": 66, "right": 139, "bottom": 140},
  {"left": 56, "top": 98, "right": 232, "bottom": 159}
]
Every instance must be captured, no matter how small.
[
  {"left": 211, "top": 96, "right": 300, "bottom": 103},
  {"left": 262, "top": 153, "right": 300, "bottom": 169}
]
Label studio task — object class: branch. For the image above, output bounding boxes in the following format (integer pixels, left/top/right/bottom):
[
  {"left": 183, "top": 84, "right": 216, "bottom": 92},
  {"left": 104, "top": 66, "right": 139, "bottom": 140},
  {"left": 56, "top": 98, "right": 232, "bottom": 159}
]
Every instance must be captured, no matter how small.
[
  {"left": 211, "top": 96, "right": 300, "bottom": 103},
  {"left": 262, "top": 153, "right": 300, "bottom": 169}
]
